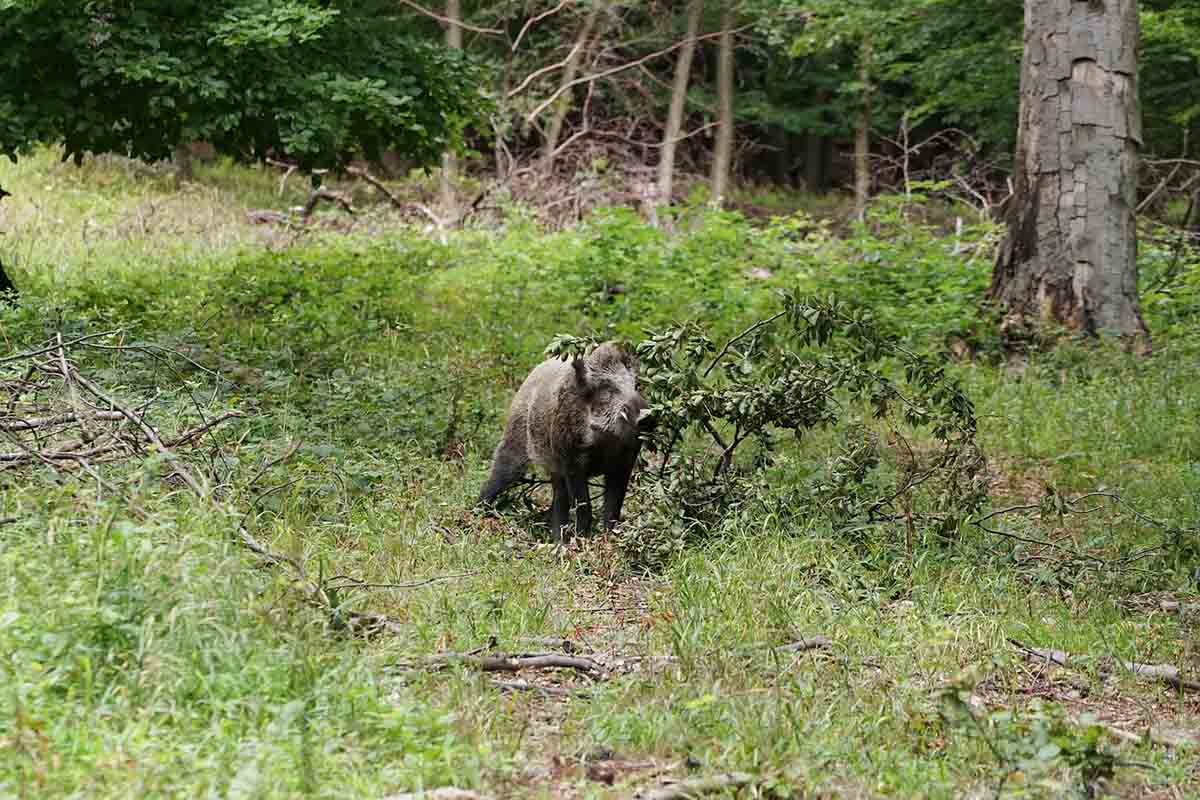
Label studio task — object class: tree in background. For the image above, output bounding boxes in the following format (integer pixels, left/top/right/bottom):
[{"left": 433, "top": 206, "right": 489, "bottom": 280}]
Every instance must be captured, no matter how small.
[
  {"left": 440, "top": 0, "right": 465, "bottom": 221},
  {"left": 710, "top": 2, "right": 736, "bottom": 205},
  {"left": 656, "top": 0, "right": 705, "bottom": 217},
  {"left": 991, "top": 0, "right": 1149, "bottom": 346}
]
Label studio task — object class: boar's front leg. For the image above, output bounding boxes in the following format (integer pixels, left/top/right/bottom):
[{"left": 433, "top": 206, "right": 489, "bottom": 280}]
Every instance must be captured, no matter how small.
[
  {"left": 567, "top": 471, "right": 593, "bottom": 536},
  {"left": 550, "top": 473, "right": 570, "bottom": 542},
  {"left": 602, "top": 463, "right": 634, "bottom": 531}
]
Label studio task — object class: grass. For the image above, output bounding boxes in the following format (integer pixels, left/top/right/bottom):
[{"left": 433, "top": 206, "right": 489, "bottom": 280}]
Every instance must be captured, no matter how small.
[{"left": 1, "top": 146, "right": 1198, "bottom": 798}]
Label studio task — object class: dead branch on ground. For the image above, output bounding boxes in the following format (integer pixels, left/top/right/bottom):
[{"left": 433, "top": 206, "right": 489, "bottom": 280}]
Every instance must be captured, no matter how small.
[
  {"left": 1011, "top": 639, "right": 1200, "bottom": 693},
  {"left": 301, "top": 187, "right": 355, "bottom": 222},
  {"left": 345, "top": 166, "right": 443, "bottom": 226},
  {"left": 402, "top": 651, "right": 608, "bottom": 680}
]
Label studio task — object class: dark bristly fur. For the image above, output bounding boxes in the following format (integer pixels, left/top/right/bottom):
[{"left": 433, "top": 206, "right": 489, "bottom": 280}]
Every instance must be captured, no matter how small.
[{"left": 479, "top": 342, "right": 649, "bottom": 541}]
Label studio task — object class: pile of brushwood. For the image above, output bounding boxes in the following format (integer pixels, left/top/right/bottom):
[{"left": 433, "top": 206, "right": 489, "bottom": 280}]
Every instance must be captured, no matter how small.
[{"left": 0, "top": 332, "right": 242, "bottom": 492}]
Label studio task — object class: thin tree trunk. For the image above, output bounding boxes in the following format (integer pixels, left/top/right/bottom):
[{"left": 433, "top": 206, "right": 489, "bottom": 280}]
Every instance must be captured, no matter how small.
[
  {"left": 656, "top": 0, "right": 704, "bottom": 219},
  {"left": 539, "top": 3, "right": 603, "bottom": 175},
  {"left": 710, "top": 4, "right": 735, "bottom": 206},
  {"left": 439, "top": 0, "right": 463, "bottom": 221},
  {"left": 853, "top": 37, "right": 871, "bottom": 219},
  {"left": 991, "top": 0, "right": 1148, "bottom": 346}
]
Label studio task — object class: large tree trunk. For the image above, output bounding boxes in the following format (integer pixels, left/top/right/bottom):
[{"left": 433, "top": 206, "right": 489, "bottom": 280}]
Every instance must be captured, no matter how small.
[
  {"left": 539, "top": 3, "right": 603, "bottom": 175},
  {"left": 853, "top": 38, "right": 871, "bottom": 219},
  {"left": 655, "top": 0, "right": 704, "bottom": 219},
  {"left": 439, "top": 0, "right": 463, "bottom": 222},
  {"left": 710, "top": 4, "right": 735, "bottom": 206},
  {"left": 991, "top": 0, "right": 1148, "bottom": 346}
]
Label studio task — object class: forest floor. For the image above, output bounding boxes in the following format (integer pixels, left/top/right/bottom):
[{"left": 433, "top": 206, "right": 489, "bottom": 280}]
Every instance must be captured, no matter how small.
[{"left": 1, "top": 149, "right": 1198, "bottom": 799}]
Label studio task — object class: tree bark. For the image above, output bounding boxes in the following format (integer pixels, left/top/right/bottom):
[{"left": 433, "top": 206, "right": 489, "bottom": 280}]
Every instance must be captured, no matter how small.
[
  {"left": 853, "top": 37, "right": 871, "bottom": 219},
  {"left": 439, "top": 0, "right": 463, "bottom": 222},
  {"left": 991, "top": 0, "right": 1148, "bottom": 346},
  {"left": 655, "top": 0, "right": 704, "bottom": 218},
  {"left": 710, "top": 3, "right": 735, "bottom": 206},
  {"left": 539, "top": 2, "right": 603, "bottom": 175}
]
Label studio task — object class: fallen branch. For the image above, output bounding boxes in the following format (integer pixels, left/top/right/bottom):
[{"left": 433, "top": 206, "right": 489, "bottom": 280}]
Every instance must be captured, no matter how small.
[
  {"left": 410, "top": 651, "right": 607, "bottom": 680},
  {"left": 0, "top": 410, "right": 125, "bottom": 432},
  {"left": 1011, "top": 640, "right": 1200, "bottom": 693},
  {"left": 345, "top": 166, "right": 441, "bottom": 225},
  {"left": 301, "top": 187, "right": 355, "bottom": 222},
  {"left": 634, "top": 772, "right": 758, "bottom": 800},
  {"left": 776, "top": 635, "right": 832, "bottom": 653},
  {"left": 164, "top": 409, "right": 247, "bottom": 447}
]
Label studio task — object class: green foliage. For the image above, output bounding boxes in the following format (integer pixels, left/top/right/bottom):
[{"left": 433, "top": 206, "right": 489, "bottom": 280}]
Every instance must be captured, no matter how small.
[
  {"left": 607, "top": 294, "right": 985, "bottom": 566},
  {"left": 0, "top": 1, "right": 490, "bottom": 172},
  {"left": 940, "top": 674, "right": 1123, "bottom": 797}
]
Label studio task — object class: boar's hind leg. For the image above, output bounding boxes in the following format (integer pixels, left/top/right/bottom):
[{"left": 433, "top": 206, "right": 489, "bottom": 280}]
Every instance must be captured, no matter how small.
[
  {"left": 602, "top": 464, "right": 634, "bottom": 531},
  {"left": 479, "top": 430, "right": 528, "bottom": 505},
  {"left": 567, "top": 472, "right": 593, "bottom": 536}
]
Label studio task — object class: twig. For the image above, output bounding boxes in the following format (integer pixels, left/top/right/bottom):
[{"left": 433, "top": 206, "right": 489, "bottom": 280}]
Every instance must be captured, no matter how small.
[
  {"left": 525, "top": 27, "right": 752, "bottom": 125},
  {"left": 703, "top": 310, "right": 787, "bottom": 377},
  {"left": 511, "top": 0, "right": 573, "bottom": 53},
  {"left": 0, "top": 410, "right": 125, "bottom": 432},
  {"left": 397, "top": 0, "right": 503, "bottom": 35},
  {"left": 245, "top": 439, "right": 304, "bottom": 490},
  {"left": 163, "top": 410, "right": 246, "bottom": 447},
  {"left": 634, "top": 772, "right": 757, "bottom": 800},
  {"left": 52, "top": 363, "right": 209, "bottom": 497},
  {"left": 507, "top": 40, "right": 586, "bottom": 99},
  {"left": 970, "top": 503, "right": 1042, "bottom": 526},
  {"left": 326, "top": 570, "right": 481, "bottom": 593},
  {"left": 1137, "top": 160, "right": 1183, "bottom": 214},
  {"left": 0, "top": 330, "right": 121, "bottom": 365}
]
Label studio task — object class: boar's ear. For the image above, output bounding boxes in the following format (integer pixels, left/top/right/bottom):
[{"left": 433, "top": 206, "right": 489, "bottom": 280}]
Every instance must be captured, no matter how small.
[{"left": 572, "top": 358, "right": 589, "bottom": 386}]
